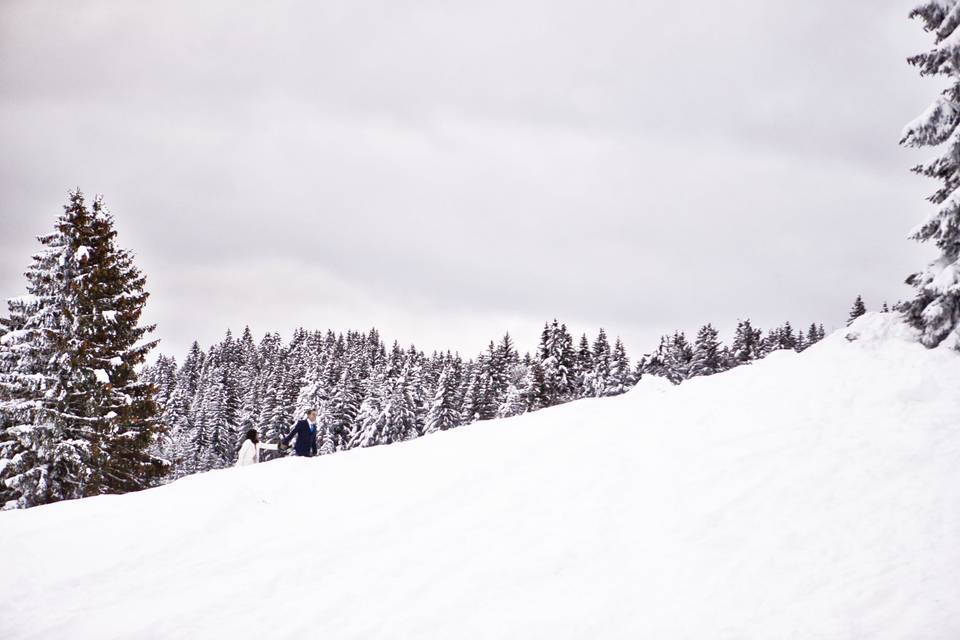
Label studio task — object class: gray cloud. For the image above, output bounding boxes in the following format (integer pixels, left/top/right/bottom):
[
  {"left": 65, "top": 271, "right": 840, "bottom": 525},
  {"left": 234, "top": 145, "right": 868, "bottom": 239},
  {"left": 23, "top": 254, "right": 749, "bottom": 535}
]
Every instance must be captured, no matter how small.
[{"left": 0, "top": 0, "right": 940, "bottom": 359}]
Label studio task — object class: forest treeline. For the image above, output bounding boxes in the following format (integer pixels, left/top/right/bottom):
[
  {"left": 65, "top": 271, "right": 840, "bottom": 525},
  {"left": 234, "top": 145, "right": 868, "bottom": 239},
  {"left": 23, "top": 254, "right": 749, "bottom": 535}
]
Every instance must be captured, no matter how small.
[{"left": 142, "top": 312, "right": 846, "bottom": 477}]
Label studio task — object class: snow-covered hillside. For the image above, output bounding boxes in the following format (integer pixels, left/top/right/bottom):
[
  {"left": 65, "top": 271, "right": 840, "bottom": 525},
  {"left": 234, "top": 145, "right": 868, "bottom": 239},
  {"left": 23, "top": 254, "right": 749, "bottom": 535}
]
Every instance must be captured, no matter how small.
[{"left": 1, "top": 314, "right": 958, "bottom": 639}]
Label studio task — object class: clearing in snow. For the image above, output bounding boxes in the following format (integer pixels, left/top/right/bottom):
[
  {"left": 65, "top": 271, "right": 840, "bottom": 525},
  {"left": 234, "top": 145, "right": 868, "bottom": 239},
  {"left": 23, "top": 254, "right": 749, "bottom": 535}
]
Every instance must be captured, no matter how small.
[{"left": 0, "top": 314, "right": 958, "bottom": 639}]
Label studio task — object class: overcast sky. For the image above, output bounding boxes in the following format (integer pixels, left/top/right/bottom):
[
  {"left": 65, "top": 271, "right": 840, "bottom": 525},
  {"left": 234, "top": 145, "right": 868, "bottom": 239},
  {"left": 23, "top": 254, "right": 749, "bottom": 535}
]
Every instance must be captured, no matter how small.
[{"left": 0, "top": 1, "right": 942, "bottom": 361}]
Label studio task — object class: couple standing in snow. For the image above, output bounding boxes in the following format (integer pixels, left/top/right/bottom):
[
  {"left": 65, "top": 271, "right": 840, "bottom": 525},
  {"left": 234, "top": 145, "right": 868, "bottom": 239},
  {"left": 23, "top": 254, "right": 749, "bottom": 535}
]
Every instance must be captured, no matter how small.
[{"left": 235, "top": 408, "right": 319, "bottom": 467}]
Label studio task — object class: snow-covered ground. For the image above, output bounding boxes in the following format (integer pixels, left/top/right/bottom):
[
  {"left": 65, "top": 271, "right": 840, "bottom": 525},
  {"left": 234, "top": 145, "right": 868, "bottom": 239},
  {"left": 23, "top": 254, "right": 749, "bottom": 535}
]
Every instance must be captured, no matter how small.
[{"left": 1, "top": 314, "right": 958, "bottom": 639}]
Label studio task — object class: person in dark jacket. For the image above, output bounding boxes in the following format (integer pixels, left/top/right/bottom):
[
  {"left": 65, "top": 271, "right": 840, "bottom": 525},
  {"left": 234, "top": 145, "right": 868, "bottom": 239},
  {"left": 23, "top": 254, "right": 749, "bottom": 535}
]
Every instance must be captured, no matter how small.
[{"left": 282, "top": 408, "right": 319, "bottom": 457}]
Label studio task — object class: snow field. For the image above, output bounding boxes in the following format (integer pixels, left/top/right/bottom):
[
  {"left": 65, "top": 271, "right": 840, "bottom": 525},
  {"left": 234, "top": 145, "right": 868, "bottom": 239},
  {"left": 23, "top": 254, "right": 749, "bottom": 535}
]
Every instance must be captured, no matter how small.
[{"left": 1, "top": 314, "right": 958, "bottom": 639}]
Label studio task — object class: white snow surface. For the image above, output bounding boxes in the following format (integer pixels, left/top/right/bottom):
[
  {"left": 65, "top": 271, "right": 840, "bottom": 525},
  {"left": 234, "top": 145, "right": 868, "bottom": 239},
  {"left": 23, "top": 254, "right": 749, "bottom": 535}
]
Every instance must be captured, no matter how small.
[{"left": 1, "top": 314, "right": 959, "bottom": 639}]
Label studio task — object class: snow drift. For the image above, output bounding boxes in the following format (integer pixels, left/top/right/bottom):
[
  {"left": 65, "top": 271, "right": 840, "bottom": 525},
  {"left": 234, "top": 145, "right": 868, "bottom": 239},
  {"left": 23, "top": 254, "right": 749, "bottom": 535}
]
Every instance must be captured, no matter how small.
[{"left": 1, "top": 314, "right": 958, "bottom": 639}]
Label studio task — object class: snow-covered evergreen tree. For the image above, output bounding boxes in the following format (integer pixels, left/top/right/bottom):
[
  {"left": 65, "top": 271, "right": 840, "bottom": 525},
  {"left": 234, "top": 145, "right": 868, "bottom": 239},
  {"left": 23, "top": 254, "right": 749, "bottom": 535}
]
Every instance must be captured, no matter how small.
[
  {"left": 196, "top": 363, "right": 233, "bottom": 470},
  {"left": 0, "top": 269, "right": 88, "bottom": 508},
  {"left": 0, "top": 191, "right": 163, "bottom": 508},
  {"left": 404, "top": 350, "right": 428, "bottom": 435},
  {"left": 357, "top": 364, "right": 418, "bottom": 446},
  {"left": 847, "top": 295, "right": 867, "bottom": 327},
  {"left": 327, "top": 369, "right": 361, "bottom": 451},
  {"left": 180, "top": 341, "right": 205, "bottom": 399},
  {"left": 665, "top": 332, "right": 694, "bottom": 383},
  {"left": 642, "top": 332, "right": 692, "bottom": 384},
  {"left": 497, "top": 362, "right": 532, "bottom": 418},
  {"left": 425, "top": 366, "right": 459, "bottom": 433},
  {"left": 633, "top": 355, "right": 647, "bottom": 383},
  {"left": 731, "top": 319, "right": 763, "bottom": 364},
  {"left": 900, "top": 3, "right": 960, "bottom": 347},
  {"left": 805, "top": 323, "right": 822, "bottom": 349},
  {"left": 254, "top": 332, "right": 283, "bottom": 444},
  {"left": 538, "top": 320, "right": 576, "bottom": 406},
  {"left": 148, "top": 355, "right": 178, "bottom": 410},
  {"left": 473, "top": 353, "right": 498, "bottom": 421},
  {"left": 352, "top": 373, "right": 385, "bottom": 449},
  {"left": 689, "top": 324, "right": 724, "bottom": 378},
  {"left": 160, "top": 376, "right": 195, "bottom": 477},
  {"left": 588, "top": 328, "right": 612, "bottom": 397},
  {"left": 761, "top": 322, "right": 796, "bottom": 353},
  {"left": 459, "top": 365, "right": 483, "bottom": 425},
  {"left": 574, "top": 333, "right": 592, "bottom": 398},
  {"left": 606, "top": 338, "right": 633, "bottom": 396},
  {"left": 526, "top": 360, "right": 548, "bottom": 412},
  {"left": 294, "top": 367, "right": 327, "bottom": 429},
  {"left": 316, "top": 408, "right": 337, "bottom": 456},
  {"left": 483, "top": 340, "right": 505, "bottom": 411},
  {"left": 795, "top": 331, "right": 807, "bottom": 352}
]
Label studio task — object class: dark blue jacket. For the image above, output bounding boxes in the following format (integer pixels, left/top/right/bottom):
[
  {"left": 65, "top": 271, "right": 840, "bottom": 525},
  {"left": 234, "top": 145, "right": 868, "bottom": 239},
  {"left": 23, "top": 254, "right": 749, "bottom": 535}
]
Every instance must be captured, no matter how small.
[{"left": 283, "top": 419, "right": 318, "bottom": 457}]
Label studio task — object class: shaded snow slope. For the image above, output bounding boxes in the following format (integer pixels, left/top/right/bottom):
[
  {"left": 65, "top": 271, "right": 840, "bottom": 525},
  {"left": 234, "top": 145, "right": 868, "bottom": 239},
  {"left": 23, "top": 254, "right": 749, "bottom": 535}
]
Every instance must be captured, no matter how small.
[{"left": 1, "top": 314, "right": 959, "bottom": 639}]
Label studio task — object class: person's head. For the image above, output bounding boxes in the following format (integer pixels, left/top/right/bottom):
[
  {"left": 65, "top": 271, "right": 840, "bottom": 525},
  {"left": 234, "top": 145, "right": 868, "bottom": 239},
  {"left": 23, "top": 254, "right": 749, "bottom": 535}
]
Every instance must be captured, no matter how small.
[
  {"left": 306, "top": 409, "right": 317, "bottom": 422},
  {"left": 245, "top": 428, "right": 259, "bottom": 444}
]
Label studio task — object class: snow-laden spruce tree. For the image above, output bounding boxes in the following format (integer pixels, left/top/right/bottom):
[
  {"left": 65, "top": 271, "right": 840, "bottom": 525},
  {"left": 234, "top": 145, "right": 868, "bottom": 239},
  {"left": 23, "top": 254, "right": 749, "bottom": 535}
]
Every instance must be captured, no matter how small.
[
  {"left": 352, "top": 373, "right": 385, "bottom": 448},
  {"left": 537, "top": 320, "right": 576, "bottom": 406},
  {"left": 82, "top": 196, "right": 164, "bottom": 492},
  {"left": 0, "top": 191, "right": 163, "bottom": 508},
  {"left": 689, "top": 324, "right": 724, "bottom": 378},
  {"left": 482, "top": 341, "right": 505, "bottom": 407},
  {"left": 605, "top": 338, "right": 633, "bottom": 396},
  {"left": 317, "top": 411, "right": 337, "bottom": 456},
  {"left": 160, "top": 379, "right": 194, "bottom": 477},
  {"left": 424, "top": 366, "right": 459, "bottom": 433},
  {"left": 0, "top": 210, "right": 89, "bottom": 508},
  {"left": 458, "top": 365, "right": 484, "bottom": 425},
  {"left": 489, "top": 333, "right": 517, "bottom": 404},
  {"left": 356, "top": 365, "right": 419, "bottom": 447},
  {"left": 656, "top": 332, "right": 694, "bottom": 384},
  {"left": 294, "top": 369, "right": 327, "bottom": 430},
  {"left": 327, "top": 369, "right": 361, "bottom": 451},
  {"left": 847, "top": 295, "right": 867, "bottom": 327},
  {"left": 640, "top": 334, "right": 689, "bottom": 384},
  {"left": 194, "top": 364, "right": 230, "bottom": 470},
  {"left": 574, "top": 333, "right": 592, "bottom": 398},
  {"left": 771, "top": 322, "right": 799, "bottom": 352},
  {"left": 404, "top": 353, "right": 428, "bottom": 435},
  {"left": 731, "top": 319, "right": 763, "bottom": 365},
  {"left": 383, "top": 363, "right": 420, "bottom": 443},
  {"left": 588, "top": 328, "right": 612, "bottom": 398},
  {"left": 901, "top": 2, "right": 960, "bottom": 347},
  {"left": 497, "top": 362, "right": 532, "bottom": 419},
  {"left": 805, "top": 323, "right": 824, "bottom": 349}
]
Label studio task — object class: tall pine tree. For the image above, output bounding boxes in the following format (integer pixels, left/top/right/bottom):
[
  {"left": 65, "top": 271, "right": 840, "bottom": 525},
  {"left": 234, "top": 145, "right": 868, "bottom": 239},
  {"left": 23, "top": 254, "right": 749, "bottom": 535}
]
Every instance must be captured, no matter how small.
[
  {"left": 901, "top": 3, "right": 960, "bottom": 347},
  {"left": 0, "top": 191, "right": 163, "bottom": 508}
]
